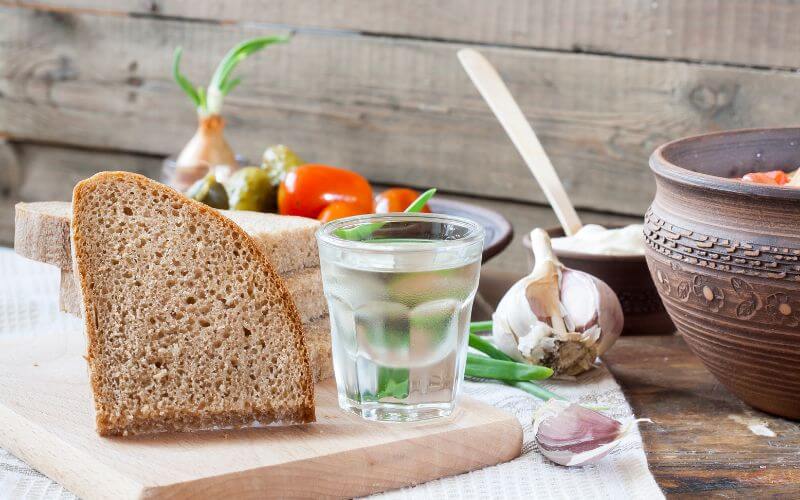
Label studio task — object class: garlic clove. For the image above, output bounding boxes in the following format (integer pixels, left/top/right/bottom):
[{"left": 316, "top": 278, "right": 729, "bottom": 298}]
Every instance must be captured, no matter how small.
[
  {"left": 591, "top": 277, "right": 624, "bottom": 355},
  {"left": 533, "top": 399, "right": 633, "bottom": 467},
  {"left": 560, "top": 269, "right": 623, "bottom": 356},
  {"left": 559, "top": 269, "right": 599, "bottom": 331}
]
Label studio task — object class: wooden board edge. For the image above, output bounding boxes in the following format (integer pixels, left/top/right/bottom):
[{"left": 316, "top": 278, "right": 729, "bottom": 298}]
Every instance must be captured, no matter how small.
[
  {"left": 0, "top": 399, "right": 145, "bottom": 499},
  {"left": 143, "top": 398, "right": 523, "bottom": 498}
]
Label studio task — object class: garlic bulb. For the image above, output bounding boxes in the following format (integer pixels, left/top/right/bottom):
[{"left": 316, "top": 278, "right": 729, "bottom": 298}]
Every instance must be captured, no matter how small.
[
  {"left": 533, "top": 399, "right": 646, "bottom": 466},
  {"left": 492, "top": 229, "right": 623, "bottom": 376}
]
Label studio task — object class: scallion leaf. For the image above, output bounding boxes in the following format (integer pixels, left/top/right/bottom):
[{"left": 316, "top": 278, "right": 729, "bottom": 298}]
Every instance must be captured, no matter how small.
[
  {"left": 172, "top": 47, "right": 202, "bottom": 108},
  {"left": 209, "top": 35, "right": 291, "bottom": 98},
  {"left": 465, "top": 353, "right": 553, "bottom": 381},
  {"left": 174, "top": 35, "right": 290, "bottom": 115},
  {"left": 469, "top": 320, "right": 493, "bottom": 334}
]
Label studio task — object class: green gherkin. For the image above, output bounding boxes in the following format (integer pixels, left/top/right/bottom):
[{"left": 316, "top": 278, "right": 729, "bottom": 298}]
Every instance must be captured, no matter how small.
[
  {"left": 186, "top": 172, "right": 229, "bottom": 209},
  {"left": 225, "top": 166, "right": 276, "bottom": 212},
  {"left": 261, "top": 144, "right": 304, "bottom": 186}
]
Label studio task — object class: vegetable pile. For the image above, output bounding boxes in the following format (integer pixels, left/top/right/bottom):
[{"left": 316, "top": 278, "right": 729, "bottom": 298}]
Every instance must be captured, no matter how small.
[
  {"left": 186, "top": 145, "right": 431, "bottom": 222},
  {"left": 172, "top": 37, "right": 431, "bottom": 221}
]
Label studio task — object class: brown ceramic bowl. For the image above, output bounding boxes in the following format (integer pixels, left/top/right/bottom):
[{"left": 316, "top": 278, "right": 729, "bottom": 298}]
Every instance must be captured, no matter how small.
[
  {"left": 522, "top": 228, "right": 674, "bottom": 336},
  {"left": 647, "top": 128, "right": 800, "bottom": 420}
]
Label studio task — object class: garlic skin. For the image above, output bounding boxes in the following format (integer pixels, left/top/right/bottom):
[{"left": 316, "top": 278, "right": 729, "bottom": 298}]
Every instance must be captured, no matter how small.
[
  {"left": 533, "top": 399, "right": 637, "bottom": 467},
  {"left": 492, "top": 229, "right": 623, "bottom": 376}
]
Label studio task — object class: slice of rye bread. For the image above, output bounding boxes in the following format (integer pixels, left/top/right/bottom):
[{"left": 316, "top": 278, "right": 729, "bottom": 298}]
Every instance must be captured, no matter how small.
[
  {"left": 71, "top": 172, "right": 315, "bottom": 435},
  {"left": 59, "top": 269, "right": 335, "bottom": 383},
  {"left": 59, "top": 267, "right": 327, "bottom": 324},
  {"left": 15, "top": 201, "right": 320, "bottom": 274}
]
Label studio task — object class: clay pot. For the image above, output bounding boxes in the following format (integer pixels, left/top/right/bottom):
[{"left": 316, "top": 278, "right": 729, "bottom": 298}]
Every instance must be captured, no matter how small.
[
  {"left": 522, "top": 228, "right": 673, "bottom": 336},
  {"left": 647, "top": 128, "right": 800, "bottom": 420}
]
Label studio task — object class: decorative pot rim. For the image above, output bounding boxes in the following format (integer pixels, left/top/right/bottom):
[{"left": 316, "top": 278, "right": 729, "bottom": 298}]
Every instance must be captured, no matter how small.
[{"left": 650, "top": 127, "right": 800, "bottom": 202}]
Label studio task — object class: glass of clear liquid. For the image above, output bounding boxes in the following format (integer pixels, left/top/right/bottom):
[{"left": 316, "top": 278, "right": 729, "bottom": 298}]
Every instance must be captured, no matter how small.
[{"left": 316, "top": 213, "right": 484, "bottom": 422}]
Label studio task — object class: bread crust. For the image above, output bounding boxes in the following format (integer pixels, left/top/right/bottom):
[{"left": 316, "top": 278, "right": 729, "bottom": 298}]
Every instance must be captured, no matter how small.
[{"left": 71, "top": 172, "right": 315, "bottom": 435}]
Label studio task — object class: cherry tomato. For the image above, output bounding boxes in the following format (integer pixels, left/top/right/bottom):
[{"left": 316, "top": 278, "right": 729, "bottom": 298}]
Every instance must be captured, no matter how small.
[
  {"left": 741, "top": 170, "right": 791, "bottom": 186},
  {"left": 278, "top": 164, "right": 373, "bottom": 218},
  {"left": 374, "top": 188, "right": 431, "bottom": 213},
  {"left": 317, "top": 201, "right": 370, "bottom": 223}
]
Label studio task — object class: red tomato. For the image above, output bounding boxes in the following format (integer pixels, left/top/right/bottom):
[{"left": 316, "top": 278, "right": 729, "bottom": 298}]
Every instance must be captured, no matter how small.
[
  {"left": 741, "top": 170, "right": 791, "bottom": 186},
  {"left": 317, "top": 201, "right": 371, "bottom": 223},
  {"left": 278, "top": 164, "right": 373, "bottom": 218},
  {"left": 374, "top": 188, "right": 431, "bottom": 213}
]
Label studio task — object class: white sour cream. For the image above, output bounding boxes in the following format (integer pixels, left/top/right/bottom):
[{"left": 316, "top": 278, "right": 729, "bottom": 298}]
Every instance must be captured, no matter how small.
[{"left": 551, "top": 224, "right": 645, "bottom": 256}]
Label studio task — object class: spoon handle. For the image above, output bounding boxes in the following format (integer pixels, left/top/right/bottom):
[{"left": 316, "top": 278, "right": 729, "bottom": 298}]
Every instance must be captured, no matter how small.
[{"left": 457, "top": 48, "right": 583, "bottom": 236}]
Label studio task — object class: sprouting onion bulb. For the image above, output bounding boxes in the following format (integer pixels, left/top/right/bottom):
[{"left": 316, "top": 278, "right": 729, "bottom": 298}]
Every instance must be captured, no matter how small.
[{"left": 170, "top": 35, "right": 291, "bottom": 191}]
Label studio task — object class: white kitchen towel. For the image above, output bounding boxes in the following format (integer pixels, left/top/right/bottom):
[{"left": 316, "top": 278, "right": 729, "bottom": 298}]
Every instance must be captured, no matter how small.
[{"left": 0, "top": 248, "right": 664, "bottom": 500}]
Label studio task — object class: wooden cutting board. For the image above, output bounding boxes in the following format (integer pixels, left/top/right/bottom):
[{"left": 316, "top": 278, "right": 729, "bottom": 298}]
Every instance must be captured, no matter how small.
[{"left": 0, "top": 330, "right": 522, "bottom": 499}]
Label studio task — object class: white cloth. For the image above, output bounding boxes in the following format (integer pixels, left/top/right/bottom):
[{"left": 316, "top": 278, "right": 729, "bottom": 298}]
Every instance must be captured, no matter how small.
[{"left": 0, "top": 248, "right": 663, "bottom": 499}]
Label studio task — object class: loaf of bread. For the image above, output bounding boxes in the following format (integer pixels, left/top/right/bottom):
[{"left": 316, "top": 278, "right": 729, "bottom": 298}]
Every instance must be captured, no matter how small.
[
  {"left": 71, "top": 172, "right": 315, "bottom": 435},
  {"left": 16, "top": 201, "right": 321, "bottom": 274}
]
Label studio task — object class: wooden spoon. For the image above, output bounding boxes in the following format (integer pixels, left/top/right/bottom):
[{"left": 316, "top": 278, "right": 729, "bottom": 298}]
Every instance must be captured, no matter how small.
[{"left": 457, "top": 48, "right": 583, "bottom": 236}]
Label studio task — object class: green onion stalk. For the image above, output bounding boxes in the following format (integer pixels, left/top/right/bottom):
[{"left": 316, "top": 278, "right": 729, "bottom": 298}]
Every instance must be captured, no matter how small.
[{"left": 170, "top": 35, "right": 290, "bottom": 191}]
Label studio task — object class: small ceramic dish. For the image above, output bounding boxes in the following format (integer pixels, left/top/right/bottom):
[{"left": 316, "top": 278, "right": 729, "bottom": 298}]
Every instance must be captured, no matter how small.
[{"left": 522, "top": 228, "right": 673, "bottom": 336}]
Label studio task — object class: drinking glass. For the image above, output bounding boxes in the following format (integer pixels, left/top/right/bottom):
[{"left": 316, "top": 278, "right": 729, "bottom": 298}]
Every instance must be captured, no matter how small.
[{"left": 316, "top": 213, "right": 484, "bottom": 422}]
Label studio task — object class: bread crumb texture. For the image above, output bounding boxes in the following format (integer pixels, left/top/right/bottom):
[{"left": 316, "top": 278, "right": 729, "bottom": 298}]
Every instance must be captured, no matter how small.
[{"left": 71, "top": 172, "right": 315, "bottom": 436}]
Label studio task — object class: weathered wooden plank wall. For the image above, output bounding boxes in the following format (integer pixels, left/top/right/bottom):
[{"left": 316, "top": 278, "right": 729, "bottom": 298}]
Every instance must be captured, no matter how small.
[{"left": 1, "top": 1, "right": 799, "bottom": 273}]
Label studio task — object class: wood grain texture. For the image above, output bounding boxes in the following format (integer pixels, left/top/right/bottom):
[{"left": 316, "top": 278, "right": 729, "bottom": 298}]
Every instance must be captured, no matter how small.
[
  {"left": 8, "top": 0, "right": 800, "bottom": 69},
  {"left": 0, "top": 143, "right": 639, "bottom": 274},
  {"left": 604, "top": 335, "right": 800, "bottom": 497},
  {"left": 0, "top": 140, "right": 20, "bottom": 243},
  {"left": 4, "top": 8, "right": 800, "bottom": 217},
  {"left": 0, "top": 330, "right": 522, "bottom": 499}
]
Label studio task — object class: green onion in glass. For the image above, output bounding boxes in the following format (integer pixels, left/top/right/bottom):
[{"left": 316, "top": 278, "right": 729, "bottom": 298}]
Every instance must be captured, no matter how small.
[
  {"left": 351, "top": 188, "right": 436, "bottom": 400},
  {"left": 317, "top": 192, "right": 486, "bottom": 421}
]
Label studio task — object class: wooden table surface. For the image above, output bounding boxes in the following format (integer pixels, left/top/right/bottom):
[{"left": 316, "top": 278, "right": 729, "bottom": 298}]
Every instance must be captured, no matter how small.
[{"left": 604, "top": 336, "right": 800, "bottom": 498}]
